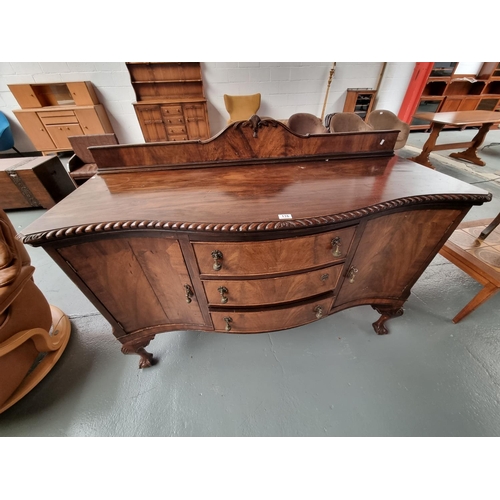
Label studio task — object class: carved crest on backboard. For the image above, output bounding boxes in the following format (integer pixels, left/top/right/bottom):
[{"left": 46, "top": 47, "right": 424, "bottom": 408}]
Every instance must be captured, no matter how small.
[{"left": 233, "top": 115, "right": 279, "bottom": 138}]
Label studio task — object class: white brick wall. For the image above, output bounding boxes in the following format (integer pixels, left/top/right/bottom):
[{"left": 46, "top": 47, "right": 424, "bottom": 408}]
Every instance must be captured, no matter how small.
[{"left": 0, "top": 61, "right": 415, "bottom": 152}]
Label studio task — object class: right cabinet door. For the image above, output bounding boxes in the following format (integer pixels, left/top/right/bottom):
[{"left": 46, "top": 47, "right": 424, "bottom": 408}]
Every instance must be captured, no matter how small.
[{"left": 335, "top": 209, "right": 463, "bottom": 306}]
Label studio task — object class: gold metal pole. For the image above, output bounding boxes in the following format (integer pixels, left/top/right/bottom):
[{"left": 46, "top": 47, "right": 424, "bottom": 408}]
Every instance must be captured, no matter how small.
[{"left": 321, "top": 62, "right": 336, "bottom": 122}]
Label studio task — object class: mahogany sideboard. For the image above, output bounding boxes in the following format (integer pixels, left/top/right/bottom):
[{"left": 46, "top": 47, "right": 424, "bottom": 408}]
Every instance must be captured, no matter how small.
[{"left": 19, "top": 117, "right": 492, "bottom": 369}]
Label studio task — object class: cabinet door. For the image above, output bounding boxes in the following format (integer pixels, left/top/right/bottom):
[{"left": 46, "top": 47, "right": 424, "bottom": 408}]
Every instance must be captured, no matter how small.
[
  {"left": 440, "top": 97, "right": 462, "bottom": 113},
  {"left": 13, "top": 111, "right": 55, "bottom": 151},
  {"left": 74, "top": 106, "right": 109, "bottom": 134},
  {"left": 135, "top": 105, "right": 168, "bottom": 142},
  {"left": 183, "top": 103, "right": 210, "bottom": 139},
  {"left": 58, "top": 237, "right": 207, "bottom": 333},
  {"left": 45, "top": 123, "right": 83, "bottom": 149},
  {"left": 335, "top": 209, "right": 463, "bottom": 307},
  {"left": 458, "top": 97, "right": 481, "bottom": 111}
]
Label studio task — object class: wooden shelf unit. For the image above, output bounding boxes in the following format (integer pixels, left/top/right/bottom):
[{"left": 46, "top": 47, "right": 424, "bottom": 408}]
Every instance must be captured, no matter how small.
[
  {"left": 8, "top": 82, "right": 114, "bottom": 154},
  {"left": 126, "top": 62, "right": 211, "bottom": 142},
  {"left": 411, "top": 62, "right": 500, "bottom": 130},
  {"left": 343, "top": 89, "right": 377, "bottom": 120}
]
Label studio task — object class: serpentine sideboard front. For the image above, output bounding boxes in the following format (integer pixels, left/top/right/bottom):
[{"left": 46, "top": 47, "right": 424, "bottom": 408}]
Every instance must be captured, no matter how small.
[{"left": 20, "top": 116, "right": 492, "bottom": 368}]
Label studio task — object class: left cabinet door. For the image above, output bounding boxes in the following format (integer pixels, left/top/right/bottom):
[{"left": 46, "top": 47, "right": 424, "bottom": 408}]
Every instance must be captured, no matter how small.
[
  {"left": 135, "top": 105, "right": 168, "bottom": 142},
  {"left": 58, "top": 236, "right": 208, "bottom": 334},
  {"left": 13, "top": 111, "right": 56, "bottom": 151}
]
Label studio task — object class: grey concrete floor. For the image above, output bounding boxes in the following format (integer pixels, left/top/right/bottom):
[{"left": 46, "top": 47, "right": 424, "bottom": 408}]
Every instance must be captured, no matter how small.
[{"left": 1, "top": 129, "right": 500, "bottom": 437}]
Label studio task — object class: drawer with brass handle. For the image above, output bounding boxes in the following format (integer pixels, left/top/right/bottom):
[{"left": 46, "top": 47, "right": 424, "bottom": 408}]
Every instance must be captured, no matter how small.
[
  {"left": 203, "top": 265, "right": 342, "bottom": 306},
  {"left": 211, "top": 295, "right": 334, "bottom": 333},
  {"left": 192, "top": 226, "right": 356, "bottom": 277}
]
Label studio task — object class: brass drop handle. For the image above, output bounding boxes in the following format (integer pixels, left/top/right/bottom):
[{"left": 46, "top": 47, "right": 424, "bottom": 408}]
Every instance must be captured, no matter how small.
[
  {"left": 331, "top": 236, "right": 342, "bottom": 257},
  {"left": 223, "top": 317, "right": 232, "bottom": 331},
  {"left": 211, "top": 250, "right": 223, "bottom": 271},
  {"left": 314, "top": 305, "right": 323, "bottom": 319},
  {"left": 218, "top": 286, "right": 228, "bottom": 304},
  {"left": 347, "top": 266, "right": 359, "bottom": 284},
  {"left": 184, "top": 284, "right": 194, "bottom": 303}
]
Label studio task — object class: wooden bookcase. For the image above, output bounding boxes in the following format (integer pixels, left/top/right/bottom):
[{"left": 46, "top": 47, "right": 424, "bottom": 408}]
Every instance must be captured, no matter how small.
[
  {"left": 126, "top": 62, "right": 211, "bottom": 142},
  {"left": 8, "top": 82, "right": 114, "bottom": 154},
  {"left": 343, "top": 89, "right": 377, "bottom": 120},
  {"left": 411, "top": 62, "right": 500, "bottom": 130}
]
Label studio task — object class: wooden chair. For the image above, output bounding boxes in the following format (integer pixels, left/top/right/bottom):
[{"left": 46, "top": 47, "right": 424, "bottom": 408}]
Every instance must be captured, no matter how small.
[
  {"left": 439, "top": 215, "right": 500, "bottom": 323},
  {"left": 0, "top": 209, "right": 71, "bottom": 414},
  {"left": 223, "top": 94, "right": 261, "bottom": 124},
  {"left": 329, "top": 112, "right": 374, "bottom": 133},
  {"left": 287, "top": 113, "right": 328, "bottom": 135},
  {"left": 68, "top": 133, "right": 118, "bottom": 185},
  {"left": 367, "top": 109, "right": 410, "bottom": 149}
]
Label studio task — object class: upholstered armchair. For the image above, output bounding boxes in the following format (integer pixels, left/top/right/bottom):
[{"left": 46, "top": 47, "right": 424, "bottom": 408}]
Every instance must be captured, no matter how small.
[
  {"left": 0, "top": 209, "right": 70, "bottom": 413},
  {"left": 223, "top": 94, "right": 261, "bottom": 124},
  {"left": 367, "top": 109, "right": 410, "bottom": 149},
  {"left": 329, "top": 112, "right": 374, "bottom": 133},
  {"left": 287, "top": 113, "right": 328, "bottom": 135}
]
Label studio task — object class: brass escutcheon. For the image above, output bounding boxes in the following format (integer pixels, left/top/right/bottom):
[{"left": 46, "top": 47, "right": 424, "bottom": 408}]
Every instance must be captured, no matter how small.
[
  {"left": 211, "top": 250, "right": 223, "bottom": 271},
  {"left": 314, "top": 305, "right": 323, "bottom": 319},
  {"left": 320, "top": 273, "right": 329, "bottom": 282},
  {"left": 331, "top": 236, "right": 342, "bottom": 257},
  {"left": 218, "top": 286, "right": 229, "bottom": 304},
  {"left": 184, "top": 284, "right": 194, "bottom": 303},
  {"left": 223, "top": 317, "right": 233, "bottom": 332},
  {"left": 347, "top": 266, "right": 359, "bottom": 284}
]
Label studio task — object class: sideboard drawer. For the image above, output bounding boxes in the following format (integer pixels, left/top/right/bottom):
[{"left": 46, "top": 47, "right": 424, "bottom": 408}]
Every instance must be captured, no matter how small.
[
  {"left": 192, "top": 226, "right": 356, "bottom": 277},
  {"left": 167, "top": 125, "right": 187, "bottom": 135},
  {"left": 203, "top": 265, "right": 342, "bottom": 306},
  {"left": 164, "top": 116, "right": 185, "bottom": 125},
  {"left": 39, "top": 112, "right": 78, "bottom": 125},
  {"left": 161, "top": 105, "right": 183, "bottom": 116},
  {"left": 211, "top": 295, "right": 334, "bottom": 333}
]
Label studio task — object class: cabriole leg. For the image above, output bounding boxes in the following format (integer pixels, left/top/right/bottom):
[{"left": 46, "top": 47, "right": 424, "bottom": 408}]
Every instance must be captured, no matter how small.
[
  {"left": 371, "top": 306, "right": 404, "bottom": 335},
  {"left": 119, "top": 335, "right": 156, "bottom": 369}
]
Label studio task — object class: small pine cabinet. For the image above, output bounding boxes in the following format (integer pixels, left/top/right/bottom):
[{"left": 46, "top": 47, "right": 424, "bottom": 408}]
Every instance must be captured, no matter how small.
[
  {"left": 126, "top": 62, "right": 211, "bottom": 142},
  {"left": 343, "top": 89, "right": 377, "bottom": 120},
  {"left": 9, "top": 82, "right": 114, "bottom": 154}
]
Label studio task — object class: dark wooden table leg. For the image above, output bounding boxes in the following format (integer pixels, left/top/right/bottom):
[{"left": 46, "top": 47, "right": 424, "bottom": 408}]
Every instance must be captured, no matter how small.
[
  {"left": 449, "top": 123, "right": 493, "bottom": 166},
  {"left": 478, "top": 212, "right": 500, "bottom": 241},
  {"left": 411, "top": 122, "right": 444, "bottom": 169}
]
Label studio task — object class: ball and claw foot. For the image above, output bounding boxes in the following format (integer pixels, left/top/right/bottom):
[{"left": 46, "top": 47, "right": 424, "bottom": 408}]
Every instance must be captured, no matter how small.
[
  {"left": 121, "top": 343, "right": 156, "bottom": 369},
  {"left": 371, "top": 306, "right": 404, "bottom": 335}
]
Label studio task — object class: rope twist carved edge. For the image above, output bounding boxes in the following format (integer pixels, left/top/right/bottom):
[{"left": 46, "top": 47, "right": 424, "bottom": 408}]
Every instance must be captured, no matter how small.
[{"left": 21, "top": 193, "right": 492, "bottom": 245}]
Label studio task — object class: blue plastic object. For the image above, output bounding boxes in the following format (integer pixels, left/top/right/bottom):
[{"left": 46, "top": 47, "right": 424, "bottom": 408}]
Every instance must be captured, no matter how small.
[{"left": 0, "top": 111, "right": 18, "bottom": 152}]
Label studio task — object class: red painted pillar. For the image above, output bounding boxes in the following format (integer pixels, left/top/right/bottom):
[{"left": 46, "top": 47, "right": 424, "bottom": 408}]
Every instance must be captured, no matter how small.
[{"left": 398, "top": 63, "right": 434, "bottom": 123}]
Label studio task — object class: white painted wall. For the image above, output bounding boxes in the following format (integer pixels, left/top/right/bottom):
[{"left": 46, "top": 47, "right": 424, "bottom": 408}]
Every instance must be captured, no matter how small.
[{"left": 1, "top": 61, "right": 415, "bottom": 152}]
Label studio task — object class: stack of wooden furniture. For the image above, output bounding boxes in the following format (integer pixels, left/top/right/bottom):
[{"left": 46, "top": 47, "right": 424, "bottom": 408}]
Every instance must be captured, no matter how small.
[
  {"left": 411, "top": 62, "right": 500, "bottom": 130},
  {"left": 126, "top": 62, "right": 211, "bottom": 142},
  {"left": 8, "top": 82, "right": 114, "bottom": 155},
  {"left": 20, "top": 116, "right": 491, "bottom": 370}
]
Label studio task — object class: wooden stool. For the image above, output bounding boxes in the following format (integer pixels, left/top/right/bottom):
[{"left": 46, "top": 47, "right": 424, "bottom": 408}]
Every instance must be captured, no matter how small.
[{"left": 439, "top": 217, "right": 500, "bottom": 323}]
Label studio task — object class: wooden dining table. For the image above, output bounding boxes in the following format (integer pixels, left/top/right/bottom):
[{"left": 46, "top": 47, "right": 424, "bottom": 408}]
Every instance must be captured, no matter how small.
[{"left": 411, "top": 110, "right": 500, "bottom": 169}]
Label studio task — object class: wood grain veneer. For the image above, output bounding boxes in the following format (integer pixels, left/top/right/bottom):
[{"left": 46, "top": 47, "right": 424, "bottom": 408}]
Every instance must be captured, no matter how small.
[{"left": 20, "top": 116, "right": 492, "bottom": 369}]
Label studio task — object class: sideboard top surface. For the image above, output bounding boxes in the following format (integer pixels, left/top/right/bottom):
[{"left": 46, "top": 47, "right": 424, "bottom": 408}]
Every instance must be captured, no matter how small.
[{"left": 21, "top": 155, "right": 491, "bottom": 243}]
